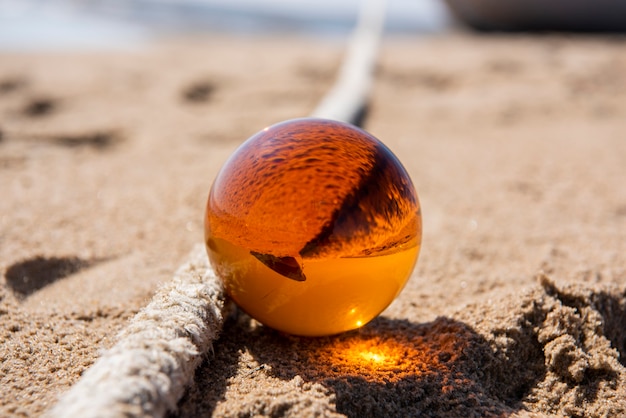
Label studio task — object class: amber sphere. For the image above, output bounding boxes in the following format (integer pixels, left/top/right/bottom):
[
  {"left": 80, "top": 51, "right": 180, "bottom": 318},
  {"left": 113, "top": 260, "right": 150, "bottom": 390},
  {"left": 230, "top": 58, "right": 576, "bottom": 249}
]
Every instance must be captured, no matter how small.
[{"left": 205, "top": 118, "right": 421, "bottom": 336}]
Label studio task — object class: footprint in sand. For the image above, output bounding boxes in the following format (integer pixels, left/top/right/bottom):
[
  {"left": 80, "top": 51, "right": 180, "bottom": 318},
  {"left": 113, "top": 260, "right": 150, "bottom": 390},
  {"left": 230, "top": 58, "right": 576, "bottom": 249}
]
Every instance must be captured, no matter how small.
[
  {"left": 5, "top": 256, "right": 106, "bottom": 299},
  {"left": 181, "top": 80, "right": 216, "bottom": 104},
  {"left": 50, "top": 131, "right": 123, "bottom": 149},
  {"left": 22, "top": 97, "right": 58, "bottom": 118},
  {"left": 0, "top": 77, "right": 28, "bottom": 95}
]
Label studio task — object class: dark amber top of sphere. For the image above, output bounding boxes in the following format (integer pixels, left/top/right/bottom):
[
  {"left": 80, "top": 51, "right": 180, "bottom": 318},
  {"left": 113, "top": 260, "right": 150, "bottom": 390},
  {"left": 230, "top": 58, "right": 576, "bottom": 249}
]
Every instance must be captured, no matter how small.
[{"left": 206, "top": 118, "right": 420, "bottom": 270}]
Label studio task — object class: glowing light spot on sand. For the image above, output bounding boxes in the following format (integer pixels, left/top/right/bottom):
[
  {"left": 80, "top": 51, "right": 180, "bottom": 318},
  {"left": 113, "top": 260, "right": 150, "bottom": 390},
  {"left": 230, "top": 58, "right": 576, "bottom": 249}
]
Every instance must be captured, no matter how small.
[
  {"left": 360, "top": 350, "right": 386, "bottom": 364},
  {"left": 306, "top": 324, "right": 473, "bottom": 384},
  {"left": 336, "top": 338, "right": 407, "bottom": 373}
]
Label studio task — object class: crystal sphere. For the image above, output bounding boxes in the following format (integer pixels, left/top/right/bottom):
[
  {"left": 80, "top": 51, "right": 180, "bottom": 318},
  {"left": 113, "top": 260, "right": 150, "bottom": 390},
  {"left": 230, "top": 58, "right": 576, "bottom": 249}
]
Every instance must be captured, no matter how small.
[{"left": 205, "top": 118, "right": 421, "bottom": 336}]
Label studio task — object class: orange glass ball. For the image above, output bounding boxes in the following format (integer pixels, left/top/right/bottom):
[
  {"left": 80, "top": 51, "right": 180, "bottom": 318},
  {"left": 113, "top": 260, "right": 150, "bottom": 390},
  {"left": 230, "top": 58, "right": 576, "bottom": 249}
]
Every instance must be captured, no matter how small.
[{"left": 205, "top": 118, "right": 421, "bottom": 336}]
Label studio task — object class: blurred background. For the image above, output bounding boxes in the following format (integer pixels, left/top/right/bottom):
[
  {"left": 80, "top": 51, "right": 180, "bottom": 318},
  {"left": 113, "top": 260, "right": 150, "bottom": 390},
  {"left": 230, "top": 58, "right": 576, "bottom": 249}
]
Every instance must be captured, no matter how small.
[{"left": 0, "top": 0, "right": 452, "bottom": 50}]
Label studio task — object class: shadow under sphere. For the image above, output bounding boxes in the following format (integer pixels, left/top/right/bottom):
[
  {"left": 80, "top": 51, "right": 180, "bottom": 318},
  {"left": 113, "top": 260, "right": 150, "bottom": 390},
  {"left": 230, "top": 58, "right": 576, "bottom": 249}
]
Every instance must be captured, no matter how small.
[{"left": 173, "top": 315, "right": 546, "bottom": 418}]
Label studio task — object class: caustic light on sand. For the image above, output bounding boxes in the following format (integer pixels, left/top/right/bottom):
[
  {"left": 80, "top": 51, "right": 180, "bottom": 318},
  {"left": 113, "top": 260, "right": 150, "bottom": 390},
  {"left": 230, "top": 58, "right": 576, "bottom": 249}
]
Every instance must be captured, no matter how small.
[{"left": 204, "top": 118, "right": 422, "bottom": 336}]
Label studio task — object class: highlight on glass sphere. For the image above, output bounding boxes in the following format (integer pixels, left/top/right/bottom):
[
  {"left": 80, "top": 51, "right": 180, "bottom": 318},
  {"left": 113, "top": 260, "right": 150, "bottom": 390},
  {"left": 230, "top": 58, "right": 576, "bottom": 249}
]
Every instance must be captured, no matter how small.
[{"left": 204, "top": 118, "right": 421, "bottom": 336}]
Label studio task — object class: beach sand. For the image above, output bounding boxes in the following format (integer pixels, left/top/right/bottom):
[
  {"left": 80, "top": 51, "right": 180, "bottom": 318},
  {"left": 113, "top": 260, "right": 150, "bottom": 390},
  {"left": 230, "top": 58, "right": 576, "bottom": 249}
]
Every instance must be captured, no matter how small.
[{"left": 1, "top": 33, "right": 626, "bottom": 417}]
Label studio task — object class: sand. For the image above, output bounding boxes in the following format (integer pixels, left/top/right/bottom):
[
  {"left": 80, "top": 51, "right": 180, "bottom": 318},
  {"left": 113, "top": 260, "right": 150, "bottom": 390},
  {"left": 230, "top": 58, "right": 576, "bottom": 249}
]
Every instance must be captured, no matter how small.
[{"left": 1, "top": 33, "right": 626, "bottom": 417}]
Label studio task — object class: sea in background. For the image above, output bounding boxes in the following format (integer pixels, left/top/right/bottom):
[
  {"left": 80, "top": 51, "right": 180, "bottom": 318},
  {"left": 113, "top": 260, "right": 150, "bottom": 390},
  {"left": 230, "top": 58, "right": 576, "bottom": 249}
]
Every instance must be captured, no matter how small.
[{"left": 0, "top": 0, "right": 452, "bottom": 50}]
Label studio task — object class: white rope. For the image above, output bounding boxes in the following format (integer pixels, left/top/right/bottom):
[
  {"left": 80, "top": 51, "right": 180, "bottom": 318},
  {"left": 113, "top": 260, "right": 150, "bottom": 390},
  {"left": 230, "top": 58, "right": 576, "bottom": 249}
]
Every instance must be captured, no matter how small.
[
  {"left": 311, "top": 0, "right": 388, "bottom": 124},
  {"left": 46, "top": 245, "right": 228, "bottom": 418},
  {"left": 47, "top": 1, "right": 388, "bottom": 416}
]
